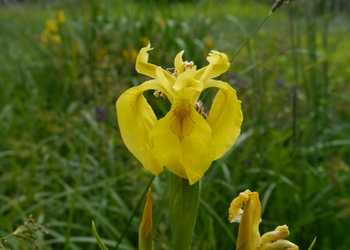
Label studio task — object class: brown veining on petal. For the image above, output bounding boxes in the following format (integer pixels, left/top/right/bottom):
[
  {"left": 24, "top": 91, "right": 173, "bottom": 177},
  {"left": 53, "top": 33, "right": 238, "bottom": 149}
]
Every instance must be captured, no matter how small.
[{"left": 170, "top": 99, "right": 195, "bottom": 140}]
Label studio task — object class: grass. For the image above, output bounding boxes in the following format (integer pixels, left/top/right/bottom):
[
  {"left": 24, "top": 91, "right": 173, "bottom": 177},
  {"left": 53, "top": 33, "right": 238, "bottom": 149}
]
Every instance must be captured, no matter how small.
[{"left": 1, "top": 0, "right": 350, "bottom": 249}]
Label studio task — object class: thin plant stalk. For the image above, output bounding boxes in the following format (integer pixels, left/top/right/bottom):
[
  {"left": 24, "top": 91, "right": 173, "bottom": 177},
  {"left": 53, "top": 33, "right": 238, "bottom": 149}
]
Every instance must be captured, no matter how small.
[{"left": 230, "top": 15, "right": 271, "bottom": 63}]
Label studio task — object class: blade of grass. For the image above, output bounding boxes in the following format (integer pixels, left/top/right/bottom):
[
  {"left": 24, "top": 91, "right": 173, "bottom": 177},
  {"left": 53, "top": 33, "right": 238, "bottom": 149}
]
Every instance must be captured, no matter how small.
[{"left": 92, "top": 221, "right": 110, "bottom": 250}]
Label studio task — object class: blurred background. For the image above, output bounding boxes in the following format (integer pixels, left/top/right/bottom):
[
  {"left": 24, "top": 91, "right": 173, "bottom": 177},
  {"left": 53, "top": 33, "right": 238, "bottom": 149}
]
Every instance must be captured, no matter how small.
[{"left": 1, "top": 0, "right": 349, "bottom": 249}]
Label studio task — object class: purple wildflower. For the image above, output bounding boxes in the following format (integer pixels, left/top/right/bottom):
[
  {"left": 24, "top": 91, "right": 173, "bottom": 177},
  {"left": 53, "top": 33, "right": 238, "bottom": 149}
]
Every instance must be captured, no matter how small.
[
  {"left": 243, "top": 161, "right": 250, "bottom": 167},
  {"left": 277, "top": 78, "right": 284, "bottom": 87},
  {"left": 96, "top": 106, "right": 107, "bottom": 123}
]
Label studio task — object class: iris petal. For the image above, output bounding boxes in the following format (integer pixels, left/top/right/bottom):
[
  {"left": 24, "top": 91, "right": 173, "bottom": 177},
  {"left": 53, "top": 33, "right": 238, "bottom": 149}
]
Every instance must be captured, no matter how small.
[
  {"left": 116, "top": 80, "right": 165, "bottom": 175},
  {"left": 151, "top": 97, "right": 215, "bottom": 185},
  {"left": 136, "top": 43, "right": 175, "bottom": 84},
  {"left": 204, "top": 80, "right": 243, "bottom": 159},
  {"left": 195, "top": 51, "right": 230, "bottom": 82},
  {"left": 155, "top": 67, "right": 175, "bottom": 103},
  {"left": 174, "top": 50, "right": 185, "bottom": 75}
]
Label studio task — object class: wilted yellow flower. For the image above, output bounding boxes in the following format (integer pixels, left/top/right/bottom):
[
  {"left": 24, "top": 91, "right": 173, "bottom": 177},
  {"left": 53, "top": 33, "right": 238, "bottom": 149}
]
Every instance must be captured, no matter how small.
[
  {"left": 229, "top": 190, "right": 299, "bottom": 250},
  {"left": 56, "top": 10, "right": 66, "bottom": 25},
  {"left": 116, "top": 43, "right": 243, "bottom": 184},
  {"left": 45, "top": 19, "right": 58, "bottom": 33}
]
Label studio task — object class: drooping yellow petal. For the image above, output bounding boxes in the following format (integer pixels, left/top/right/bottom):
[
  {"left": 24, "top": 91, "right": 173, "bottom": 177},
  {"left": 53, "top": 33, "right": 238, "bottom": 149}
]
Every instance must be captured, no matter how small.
[
  {"left": 150, "top": 92, "right": 215, "bottom": 185},
  {"left": 229, "top": 190, "right": 261, "bottom": 250},
  {"left": 135, "top": 43, "right": 175, "bottom": 84},
  {"left": 195, "top": 50, "right": 230, "bottom": 82},
  {"left": 204, "top": 79, "right": 243, "bottom": 159},
  {"left": 116, "top": 80, "right": 165, "bottom": 176}
]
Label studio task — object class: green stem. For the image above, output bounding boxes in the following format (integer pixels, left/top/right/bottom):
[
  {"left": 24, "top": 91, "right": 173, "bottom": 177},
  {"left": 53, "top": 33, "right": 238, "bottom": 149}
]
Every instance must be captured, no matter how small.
[
  {"left": 170, "top": 173, "right": 200, "bottom": 250},
  {"left": 113, "top": 175, "right": 155, "bottom": 250},
  {"left": 230, "top": 15, "right": 271, "bottom": 63}
]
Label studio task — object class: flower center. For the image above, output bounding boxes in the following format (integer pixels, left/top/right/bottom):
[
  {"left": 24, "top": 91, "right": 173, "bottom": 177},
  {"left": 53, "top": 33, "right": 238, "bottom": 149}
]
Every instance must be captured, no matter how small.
[
  {"left": 154, "top": 61, "right": 195, "bottom": 99},
  {"left": 167, "top": 61, "right": 194, "bottom": 78}
]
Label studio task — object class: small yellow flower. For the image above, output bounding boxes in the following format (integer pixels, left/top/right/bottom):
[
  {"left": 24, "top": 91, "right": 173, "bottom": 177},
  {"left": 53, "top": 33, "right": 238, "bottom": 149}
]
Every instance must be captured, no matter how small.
[
  {"left": 228, "top": 190, "right": 299, "bottom": 250},
  {"left": 45, "top": 19, "right": 58, "bottom": 33},
  {"left": 56, "top": 10, "right": 66, "bottom": 25},
  {"left": 51, "top": 34, "right": 62, "bottom": 44},
  {"left": 116, "top": 43, "right": 243, "bottom": 184},
  {"left": 204, "top": 38, "right": 214, "bottom": 49}
]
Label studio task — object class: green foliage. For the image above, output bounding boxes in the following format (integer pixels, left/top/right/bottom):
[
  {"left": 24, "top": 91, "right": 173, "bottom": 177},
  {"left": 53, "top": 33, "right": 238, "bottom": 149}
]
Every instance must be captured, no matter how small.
[
  {"left": 1, "top": 0, "right": 349, "bottom": 249},
  {"left": 92, "top": 221, "right": 109, "bottom": 250}
]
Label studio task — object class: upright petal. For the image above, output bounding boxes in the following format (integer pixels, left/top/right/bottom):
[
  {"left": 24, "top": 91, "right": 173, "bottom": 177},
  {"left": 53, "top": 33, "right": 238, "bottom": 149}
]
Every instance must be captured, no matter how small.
[
  {"left": 116, "top": 81, "right": 164, "bottom": 175},
  {"left": 174, "top": 67, "right": 203, "bottom": 91},
  {"left": 204, "top": 80, "right": 243, "bottom": 159},
  {"left": 136, "top": 43, "right": 175, "bottom": 84},
  {"left": 151, "top": 93, "right": 215, "bottom": 185},
  {"left": 174, "top": 50, "right": 185, "bottom": 75}
]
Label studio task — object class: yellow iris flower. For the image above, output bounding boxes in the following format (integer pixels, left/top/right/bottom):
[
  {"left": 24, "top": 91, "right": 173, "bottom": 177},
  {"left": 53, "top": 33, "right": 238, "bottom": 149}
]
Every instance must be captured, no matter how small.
[
  {"left": 116, "top": 43, "right": 243, "bottom": 184},
  {"left": 229, "top": 190, "right": 299, "bottom": 250}
]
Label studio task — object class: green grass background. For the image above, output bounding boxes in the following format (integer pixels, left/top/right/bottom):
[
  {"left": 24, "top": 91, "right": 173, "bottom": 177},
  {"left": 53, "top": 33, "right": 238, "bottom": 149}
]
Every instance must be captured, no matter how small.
[{"left": 1, "top": 0, "right": 350, "bottom": 249}]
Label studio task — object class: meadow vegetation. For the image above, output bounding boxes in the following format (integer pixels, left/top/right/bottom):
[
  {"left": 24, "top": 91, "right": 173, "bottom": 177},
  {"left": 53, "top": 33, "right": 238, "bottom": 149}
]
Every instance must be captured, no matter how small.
[{"left": 1, "top": 0, "right": 350, "bottom": 249}]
